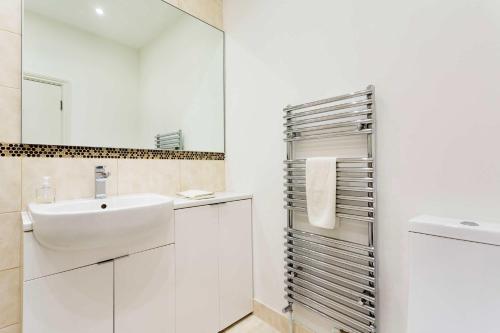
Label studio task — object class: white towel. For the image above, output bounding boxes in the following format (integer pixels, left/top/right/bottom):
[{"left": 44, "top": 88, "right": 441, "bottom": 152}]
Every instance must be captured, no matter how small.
[
  {"left": 306, "top": 157, "right": 338, "bottom": 229},
  {"left": 177, "top": 190, "right": 215, "bottom": 200}
]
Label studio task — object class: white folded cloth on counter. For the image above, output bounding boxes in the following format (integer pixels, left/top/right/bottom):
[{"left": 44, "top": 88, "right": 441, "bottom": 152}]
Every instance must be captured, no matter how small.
[
  {"left": 306, "top": 157, "right": 338, "bottom": 229},
  {"left": 177, "top": 190, "right": 215, "bottom": 200}
]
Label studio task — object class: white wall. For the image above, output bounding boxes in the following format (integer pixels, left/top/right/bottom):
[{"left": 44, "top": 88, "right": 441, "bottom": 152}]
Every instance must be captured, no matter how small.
[
  {"left": 224, "top": 1, "right": 500, "bottom": 332},
  {"left": 139, "top": 15, "right": 224, "bottom": 152},
  {"left": 24, "top": 11, "right": 140, "bottom": 148}
]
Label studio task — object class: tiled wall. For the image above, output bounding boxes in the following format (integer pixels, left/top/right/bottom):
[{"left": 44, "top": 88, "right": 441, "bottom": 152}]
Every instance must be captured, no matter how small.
[
  {"left": 0, "top": 1, "right": 23, "bottom": 331},
  {"left": 0, "top": 1, "right": 224, "bottom": 332},
  {"left": 163, "top": 0, "right": 223, "bottom": 29}
]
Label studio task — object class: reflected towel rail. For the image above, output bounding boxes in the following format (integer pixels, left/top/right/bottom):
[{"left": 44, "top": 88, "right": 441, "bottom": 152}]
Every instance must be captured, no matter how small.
[{"left": 155, "top": 130, "right": 183, "bottom": 150}]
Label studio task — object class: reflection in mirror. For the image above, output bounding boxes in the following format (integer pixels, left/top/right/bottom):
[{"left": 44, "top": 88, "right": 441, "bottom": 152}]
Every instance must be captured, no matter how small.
[{"left": 22, "top": 0, "right": 224, "bottom": 152}]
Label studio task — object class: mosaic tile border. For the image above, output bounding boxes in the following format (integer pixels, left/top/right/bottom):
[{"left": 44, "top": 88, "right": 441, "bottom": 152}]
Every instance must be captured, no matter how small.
[{"left": 0, "top": 143, "right": 224, "bottom": 160}]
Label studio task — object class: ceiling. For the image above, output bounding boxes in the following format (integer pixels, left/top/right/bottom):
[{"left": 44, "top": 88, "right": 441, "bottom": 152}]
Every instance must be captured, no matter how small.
[{"left": 25, "top": 0, "right": 185, "bottom": 49}]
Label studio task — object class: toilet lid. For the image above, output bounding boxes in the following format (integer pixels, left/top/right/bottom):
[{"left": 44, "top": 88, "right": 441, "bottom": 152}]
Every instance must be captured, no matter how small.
[{"left": 409, "top": 215, "right": 500, "bottom": 246}]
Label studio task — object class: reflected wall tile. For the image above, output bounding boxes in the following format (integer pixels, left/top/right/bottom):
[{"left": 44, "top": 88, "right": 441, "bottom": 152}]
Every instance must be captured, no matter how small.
[
  {"left": 0, "top": 158, "right": 21, "bottom": 213},
  {"left": 0, "top": 213, "right": 21, "bottom": 271},
  {"left": 22, "top": 158, "right": 118, "bottom": 208},
  {"left": 0, "top": 30, "right": 21, "bottom": 89},
  {"left": 0, "top": 86, "right": 21, "bottom": 142},
  {"left": 180, "top": 160, "right": 225, "bottom": 192},
  {"left": 0, "top": 0, "right": 21, "bottom": 34},
  {"left": 0, "top": 268, "right": 20, "bottom": 329},
  {"left": 163, "top": 0, "right": 180, "bottom": 7},
  {"left": 117, "top": 159, "right": 180, "bottom": 196},
  {"left": 178, "top": 0, "right": 223, "bottom": 29}
]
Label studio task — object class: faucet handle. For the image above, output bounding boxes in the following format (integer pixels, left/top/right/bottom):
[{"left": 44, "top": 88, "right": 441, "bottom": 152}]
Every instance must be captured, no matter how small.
[{"left": 95, "top": 165, "right": 111, "bottom": 177}]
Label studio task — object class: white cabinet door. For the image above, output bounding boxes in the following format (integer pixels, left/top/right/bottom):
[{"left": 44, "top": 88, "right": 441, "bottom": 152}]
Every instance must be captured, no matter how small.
[
  {"left": 175, "top": 205, "right": 220, "bottom": 333},
  {"left": 115, "top": 245, "right": 175, "bottom": 333},
  {"left": 23, "top": 262, "right": 113, "bottom": 333},
  {"left": 218, "top": 200, "right": 253, "bottom": 330}
]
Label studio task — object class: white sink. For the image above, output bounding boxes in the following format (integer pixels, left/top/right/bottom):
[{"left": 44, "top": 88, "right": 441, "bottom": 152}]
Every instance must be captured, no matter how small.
[{"left": 28, "top": 194, "right": 174, "bottom": 251}]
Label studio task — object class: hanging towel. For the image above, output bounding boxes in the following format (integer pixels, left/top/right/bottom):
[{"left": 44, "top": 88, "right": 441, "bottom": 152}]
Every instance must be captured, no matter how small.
[{"left": 306, "top": 157, "right": 338, "bottom": 229}]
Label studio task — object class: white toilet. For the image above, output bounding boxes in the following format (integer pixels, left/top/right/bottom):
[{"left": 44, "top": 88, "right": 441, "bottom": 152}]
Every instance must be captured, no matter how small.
[{"left": 407, "top": 215, "right": 500, "bottom": 333}]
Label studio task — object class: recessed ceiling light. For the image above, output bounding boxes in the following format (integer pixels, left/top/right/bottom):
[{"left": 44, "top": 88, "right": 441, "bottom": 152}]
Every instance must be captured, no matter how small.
[{"left": 95, "top": 8, "right": 104, "bottom": 16}]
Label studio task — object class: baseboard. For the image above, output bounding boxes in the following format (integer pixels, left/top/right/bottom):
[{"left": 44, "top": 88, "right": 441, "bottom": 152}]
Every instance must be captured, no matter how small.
[{"left": 253, "top": 300, "right": 314, "bottom": 333}]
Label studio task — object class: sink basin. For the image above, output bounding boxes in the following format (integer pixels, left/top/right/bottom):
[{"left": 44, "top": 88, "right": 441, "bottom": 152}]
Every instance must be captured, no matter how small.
[{"left": 28, "top": 194, "right": 174, "bottom": 251}]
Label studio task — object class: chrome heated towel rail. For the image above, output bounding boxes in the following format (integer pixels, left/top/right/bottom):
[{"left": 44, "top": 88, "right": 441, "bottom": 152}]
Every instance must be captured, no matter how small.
[{"left": 283, "top": 86, "right": 376, "bottom": 333}]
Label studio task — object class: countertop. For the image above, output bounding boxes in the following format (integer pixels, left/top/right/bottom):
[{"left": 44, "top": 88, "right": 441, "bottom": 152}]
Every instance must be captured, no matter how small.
[{"left": 22, "top": 192, "right": 253, "bottom": 232}]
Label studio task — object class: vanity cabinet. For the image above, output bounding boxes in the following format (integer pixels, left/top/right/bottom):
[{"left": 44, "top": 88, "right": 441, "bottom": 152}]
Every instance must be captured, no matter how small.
[
  {"left": 23, "top": 245, "right": 175, "bottom": 333},
  {"left": 175, "top": 199, "right": 253, "bottom": 333},
  {"left": 23, "top": 194, "right": 252, "bottom": 333},
  {"left": 218, "top": 200, "right": 253, "bottom": 329},
  {"left": 175, "top": 204, "right": 220, "bottom": 333},
  {"left": 115, "top": 245, "right": 175, "bottom": 333},
  {"left": 24, "top": 262, "right": 114, "bottom": 333}
]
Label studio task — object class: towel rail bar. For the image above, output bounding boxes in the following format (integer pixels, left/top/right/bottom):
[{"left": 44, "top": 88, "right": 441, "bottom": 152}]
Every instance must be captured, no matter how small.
[
  {"left": 284, "top": 296, "right": 368, "bottom": 333},
  {"left": 284, "top": 158, "right": 373, "bottom": 164},
  {"left": 284, "top": 206, "right": 375, "bottom": 223},
  {"left": 284, "top": 266, "right": 375, "bottom": 303},
  {"left": 285, "top": 294, "right": 374, "bottom": 333},
  {"left": 284, "top": 184, "right": 374, "bottom": 193},
  {"left": 285, "top": 258, "right": 375, "bottom": 293},
  {"left": 284, "top": 109, "right": 373, "bottom": 128},
  {"left": 284, "top": 119, "right": 373, "bottom": 135},
  {"left": 285, "top": 129, "right": 372, "bottom": 142},
  {"left": 284, "top": 88, "right": 372, "bottom": 112},
  {"left": 285, "top": 282, "right": 375, "bottom": 323},
  {"left": 284, "top": 199, "right": 374, "bottom": 214},
  {"left": 284, "top": 99, "right": 373, "bottom": 120},
  {"left": 285, "top": 243, "right": 375, "bottom": 273},
  {"left": 284, "top": 236, "right": 375, "bottom": 262},
  {"left": 285, "top": 274, "right": 375, "bottom": 312},
  {"left": 284, "top": 250, "right": 375, "bottom": 282},
  {"left": 285, "top": 228, "right": 373, "bottom": 252}
]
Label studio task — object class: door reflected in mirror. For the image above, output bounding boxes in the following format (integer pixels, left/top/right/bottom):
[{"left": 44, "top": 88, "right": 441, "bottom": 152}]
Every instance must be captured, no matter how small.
[{"left": 22, "top": 0, "right": 224, "bottom": 152}]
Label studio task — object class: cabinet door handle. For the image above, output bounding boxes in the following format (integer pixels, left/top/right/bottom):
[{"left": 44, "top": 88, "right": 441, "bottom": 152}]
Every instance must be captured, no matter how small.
[
  {"left": 97, "top": 254, "right": 129, "bottom": 265},
  {"left": 209, "top": 202, "right": 225, "bottom": 206}
]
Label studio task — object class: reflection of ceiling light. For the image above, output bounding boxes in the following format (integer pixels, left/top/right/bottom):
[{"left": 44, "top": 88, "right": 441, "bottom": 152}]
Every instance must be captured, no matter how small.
[{"left": 95, "top": 8, "right": 104, "bottom": 16}]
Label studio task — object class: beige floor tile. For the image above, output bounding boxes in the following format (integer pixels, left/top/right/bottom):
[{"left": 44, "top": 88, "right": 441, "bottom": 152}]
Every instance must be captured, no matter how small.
[
  {"left": 0, "top": 0, "right": 21, "bottom": 34},
  {"left": 0, "top": 30, "right": 20, "bottom": 89},
  {"left": 0, "top": 213, "right": 21, "bottom": 271},
  {"left": 22, "top": 158, "right": 118, "bottom": 208},
  {"left": 0, "top": 268, "right": 20, "bottom": 329},
  {"left": 0, "top": 324, "right": 20, "bottom": 333},
  {"left": 0, "top": 86, "right": 20, "bottom": 142},
  {"left": 117, "top": 159, "right": 180, "bottom": 196},
  {"left": 223, "top": 315, "right": 279, "bottom": 333},
  {"left": 0, "top": 158, "right": 21, "bottom": 213},
  {"left": 180, "top": 160, "right": 225, "bottom": 192}
]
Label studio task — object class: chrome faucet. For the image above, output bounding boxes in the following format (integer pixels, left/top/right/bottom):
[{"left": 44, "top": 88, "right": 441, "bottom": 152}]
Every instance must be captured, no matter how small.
[{"left": 95, "top": 165, "right": 111, "bottom": 199}]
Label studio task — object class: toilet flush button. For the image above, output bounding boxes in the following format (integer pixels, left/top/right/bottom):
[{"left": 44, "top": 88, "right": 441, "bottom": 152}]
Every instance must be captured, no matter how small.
[{"left": 460, "top": 221, "right": 480, "bottom": 227}]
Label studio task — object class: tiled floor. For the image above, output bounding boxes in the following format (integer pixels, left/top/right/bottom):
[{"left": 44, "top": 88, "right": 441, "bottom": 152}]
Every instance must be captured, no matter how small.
[{"left": 223, "top": 315, "right": 279, "bottom": 333}]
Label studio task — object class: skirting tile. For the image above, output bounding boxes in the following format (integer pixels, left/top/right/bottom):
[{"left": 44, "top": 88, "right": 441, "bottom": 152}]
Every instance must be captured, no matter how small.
[{"left": 253, "top": 300, "right": 314, "bottom": 333}]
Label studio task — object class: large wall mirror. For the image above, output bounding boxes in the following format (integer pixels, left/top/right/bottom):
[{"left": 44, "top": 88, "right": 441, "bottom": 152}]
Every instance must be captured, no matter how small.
[{"left": 22, "top": 0, "right": 224, "bottom": 152}]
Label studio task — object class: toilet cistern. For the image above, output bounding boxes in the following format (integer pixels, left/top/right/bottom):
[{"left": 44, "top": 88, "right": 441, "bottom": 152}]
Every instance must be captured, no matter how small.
[{"left": 95, "top": 165, "right": 111, "bottom": 199}]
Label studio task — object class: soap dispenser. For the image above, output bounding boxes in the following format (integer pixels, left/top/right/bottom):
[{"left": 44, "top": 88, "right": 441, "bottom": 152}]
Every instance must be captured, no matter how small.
[{"left": 36, "top": 176, "right": 56, "bottom": 204}]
